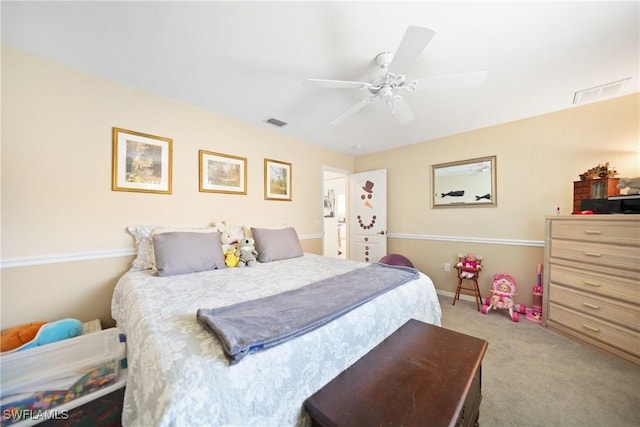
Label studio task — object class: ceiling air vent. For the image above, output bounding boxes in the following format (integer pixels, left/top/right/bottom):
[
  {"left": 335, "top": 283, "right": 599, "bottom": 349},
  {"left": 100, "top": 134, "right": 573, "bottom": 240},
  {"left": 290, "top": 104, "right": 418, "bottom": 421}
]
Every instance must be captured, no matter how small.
[
  {"left": 573, "top": 78, "right": 631, "bottom": 105},
  {"left": 266, "top": 118, "right": 288, "bottom": 127}
]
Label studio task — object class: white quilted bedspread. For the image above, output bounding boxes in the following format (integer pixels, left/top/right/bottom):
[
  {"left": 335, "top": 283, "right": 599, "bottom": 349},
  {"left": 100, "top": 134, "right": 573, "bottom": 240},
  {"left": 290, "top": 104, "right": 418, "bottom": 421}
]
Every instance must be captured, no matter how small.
[{"left": 111, "top": 254, "right": 442, "bottom": 427}]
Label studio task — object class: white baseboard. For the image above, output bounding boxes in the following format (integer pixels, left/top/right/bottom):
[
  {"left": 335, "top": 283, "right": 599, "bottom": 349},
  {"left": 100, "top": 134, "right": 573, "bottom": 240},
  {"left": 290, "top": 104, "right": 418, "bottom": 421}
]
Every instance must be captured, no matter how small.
[{"left": 437, "top": 289, "right": 479, "bottom": 303}]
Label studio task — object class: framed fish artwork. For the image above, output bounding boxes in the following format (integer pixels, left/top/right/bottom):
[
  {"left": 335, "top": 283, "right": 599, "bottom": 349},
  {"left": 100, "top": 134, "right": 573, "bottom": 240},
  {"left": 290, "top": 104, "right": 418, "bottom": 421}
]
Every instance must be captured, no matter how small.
[{"left": 431, "top": 156, "right": 497, "bottom": 208}]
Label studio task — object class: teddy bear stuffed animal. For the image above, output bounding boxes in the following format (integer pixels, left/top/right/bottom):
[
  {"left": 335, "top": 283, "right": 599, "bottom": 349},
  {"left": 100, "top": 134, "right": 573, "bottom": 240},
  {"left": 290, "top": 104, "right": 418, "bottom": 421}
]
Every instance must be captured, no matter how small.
[
  {"left": 236, "top": 237, "right": 258, "bottom": 267},
  {"left": 617, "top": 177, "right": 640, "bottom": 195}
]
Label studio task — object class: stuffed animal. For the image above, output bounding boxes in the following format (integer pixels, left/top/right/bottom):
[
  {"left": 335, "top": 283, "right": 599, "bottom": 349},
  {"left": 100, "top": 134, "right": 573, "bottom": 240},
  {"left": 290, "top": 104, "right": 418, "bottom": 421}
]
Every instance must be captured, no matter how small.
[
  {"left": 224, "top": 249, "right": 239, "bottom": 268},
  {"left": 617, "top": 177, "right": 640, "bottom": 195},
  {"left": 236, "top": 237, "right": 258, "bottom": 267},
  {"left": 214, "top": 220, "right": 244, "bottom": 253},
  {"left": 1, "top": 318, "right": 82, "bottom": 353},
  {"left": 482, "top": 273, "right": 526, "bottom": 322},
  {"left": 456, "top": 253, "right": 481, "bottom": 279},
  {"left": 1, "top": 321, "right": 46, "bottom": 352}
]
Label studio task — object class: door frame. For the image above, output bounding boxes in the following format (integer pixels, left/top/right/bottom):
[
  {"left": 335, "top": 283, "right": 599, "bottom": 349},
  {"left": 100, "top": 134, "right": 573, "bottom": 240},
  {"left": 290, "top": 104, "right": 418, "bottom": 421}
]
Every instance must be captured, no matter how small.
[{"left": 322, "top": 166, "right": 352, "bottom": 259}]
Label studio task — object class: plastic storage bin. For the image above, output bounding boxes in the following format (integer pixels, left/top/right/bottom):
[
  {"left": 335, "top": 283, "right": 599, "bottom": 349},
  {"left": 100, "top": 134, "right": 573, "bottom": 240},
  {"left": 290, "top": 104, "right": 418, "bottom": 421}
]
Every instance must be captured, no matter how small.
[{"left": 0, "top": 328, "right": 126, "bottom": 426}]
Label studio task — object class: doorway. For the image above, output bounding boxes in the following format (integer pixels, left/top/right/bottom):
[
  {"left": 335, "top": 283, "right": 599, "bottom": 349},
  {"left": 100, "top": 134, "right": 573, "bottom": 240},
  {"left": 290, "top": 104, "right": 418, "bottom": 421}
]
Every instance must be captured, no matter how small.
[{"left": 322, "top": 168, "right": 349, "bottom": 259}]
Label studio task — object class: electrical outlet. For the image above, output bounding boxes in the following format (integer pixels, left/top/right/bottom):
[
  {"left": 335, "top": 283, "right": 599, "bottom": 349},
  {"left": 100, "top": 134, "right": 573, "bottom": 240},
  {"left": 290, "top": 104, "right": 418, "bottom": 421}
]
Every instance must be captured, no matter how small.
[{"left": 444, "top": 262, "right": 451, "bottom": 272}]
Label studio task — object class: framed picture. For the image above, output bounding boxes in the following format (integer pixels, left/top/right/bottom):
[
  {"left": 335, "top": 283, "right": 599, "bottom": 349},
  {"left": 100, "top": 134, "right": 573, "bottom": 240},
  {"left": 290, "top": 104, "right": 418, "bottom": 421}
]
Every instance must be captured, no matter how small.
[
  {"left": 112, "top": 127, "right": 172, "bottom": 194},
  {"left": 199, "top": 150, "right": 247, "bottom": 194},
  {"left": 264, "top": 158, "right": 292, "bottom": 201},
  {"left": 431, "top": 155, "right": 497, "bottom": 208}
]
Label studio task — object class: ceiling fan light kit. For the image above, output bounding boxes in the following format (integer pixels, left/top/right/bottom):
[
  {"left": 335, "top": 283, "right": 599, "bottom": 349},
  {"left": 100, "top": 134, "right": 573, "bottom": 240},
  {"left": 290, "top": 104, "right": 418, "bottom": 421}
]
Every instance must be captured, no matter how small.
[{"left": 305, "top": 25, "right": 487, "bottom": 126}]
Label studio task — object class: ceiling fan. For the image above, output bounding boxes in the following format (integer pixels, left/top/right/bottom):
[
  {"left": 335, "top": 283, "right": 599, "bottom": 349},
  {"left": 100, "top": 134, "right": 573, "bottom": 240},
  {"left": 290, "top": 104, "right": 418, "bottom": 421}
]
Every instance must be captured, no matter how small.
[{"left": 304, "top": 26, "right": 487, "bottom": 125}]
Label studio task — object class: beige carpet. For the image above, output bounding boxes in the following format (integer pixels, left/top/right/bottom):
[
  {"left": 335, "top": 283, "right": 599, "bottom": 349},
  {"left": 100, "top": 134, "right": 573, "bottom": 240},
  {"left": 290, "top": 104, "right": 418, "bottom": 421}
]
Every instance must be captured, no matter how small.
[{"left": 439, "top": 296, "right": 640, "bottom": 427}]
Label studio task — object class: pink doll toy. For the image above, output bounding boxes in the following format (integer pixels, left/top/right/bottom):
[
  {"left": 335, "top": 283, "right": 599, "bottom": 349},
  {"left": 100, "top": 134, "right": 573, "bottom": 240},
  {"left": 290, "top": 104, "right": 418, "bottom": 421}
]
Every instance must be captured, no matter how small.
[
  {"left": 456, "top": 253, "right": 481, "bottom": 279},
  {"left": 481, "top": 273, "right": 527, "bottom": 322}
]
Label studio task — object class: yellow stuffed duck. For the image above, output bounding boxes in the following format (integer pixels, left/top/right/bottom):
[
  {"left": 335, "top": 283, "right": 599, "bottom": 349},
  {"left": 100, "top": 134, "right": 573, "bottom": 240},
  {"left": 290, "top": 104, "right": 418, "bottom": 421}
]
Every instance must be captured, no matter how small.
[{"left": 1, "top": 318, "right": 82, "bottom": 353}]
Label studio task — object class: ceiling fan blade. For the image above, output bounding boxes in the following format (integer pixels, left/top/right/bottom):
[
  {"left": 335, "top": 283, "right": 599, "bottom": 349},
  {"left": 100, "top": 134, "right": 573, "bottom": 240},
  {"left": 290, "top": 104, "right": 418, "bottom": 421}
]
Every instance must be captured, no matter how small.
[
  {"left": 388, "top": 26, "right": 436, "bottom": 75},
  {"left": 388, "top": 96, "right": 415, "bottom": 124},
  {"left": 329, "top": 97, "right": 374, "bottom": 125},
  {"left": 411, "top": 70, "right": 488, "bottom": 91},
  {"left": 304, "top": 78, "right": 371, "bottom": 90}
]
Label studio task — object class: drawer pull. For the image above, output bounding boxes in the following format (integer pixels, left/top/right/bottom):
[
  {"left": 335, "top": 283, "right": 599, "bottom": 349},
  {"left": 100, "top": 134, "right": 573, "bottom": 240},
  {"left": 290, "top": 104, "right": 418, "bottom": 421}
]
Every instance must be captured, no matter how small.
[
  {"left": 583, "top": 251, "right": 602, "bottom": 257},
  {"left": 582, "top": 324, "right": 600, "bottom": 333},
  {"left": 584, "top": 229, "right": 603, "bottom": 235},
  {"left": 583, "top": 280, "right": 602, "bottom": 287},
  {"left": 582, "top": 302, "right": 600, "bottom": 310}
]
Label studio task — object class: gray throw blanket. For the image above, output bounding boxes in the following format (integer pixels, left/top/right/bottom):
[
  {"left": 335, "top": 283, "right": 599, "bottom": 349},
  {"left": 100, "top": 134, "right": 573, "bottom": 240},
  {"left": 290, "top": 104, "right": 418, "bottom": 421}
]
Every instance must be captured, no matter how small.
[{"left": 197, "top": 263, "right": 419, "bottom": 364}]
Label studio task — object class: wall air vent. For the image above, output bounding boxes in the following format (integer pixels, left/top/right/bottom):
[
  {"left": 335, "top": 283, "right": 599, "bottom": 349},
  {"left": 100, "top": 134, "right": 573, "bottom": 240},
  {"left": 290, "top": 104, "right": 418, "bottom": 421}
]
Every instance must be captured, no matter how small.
[
  {"left": 573, "top": 78, "right": 631, "bottom": 105},
  {"left": 266, "top": 117, "right": 288, "bottom": 127}
]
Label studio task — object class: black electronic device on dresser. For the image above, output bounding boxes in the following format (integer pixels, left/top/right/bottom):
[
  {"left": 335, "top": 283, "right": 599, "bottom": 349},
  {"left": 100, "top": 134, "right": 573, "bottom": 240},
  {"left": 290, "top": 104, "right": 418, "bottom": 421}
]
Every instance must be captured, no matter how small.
[{"left": 608, "top": 195, "right": 640, "bottom": 214}]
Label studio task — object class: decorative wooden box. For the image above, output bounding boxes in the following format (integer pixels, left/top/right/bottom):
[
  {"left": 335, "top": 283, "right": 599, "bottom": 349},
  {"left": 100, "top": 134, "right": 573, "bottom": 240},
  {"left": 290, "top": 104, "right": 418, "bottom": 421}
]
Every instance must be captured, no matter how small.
[{"left": 573, "top": 178, "right": 620, "bottom": 213}]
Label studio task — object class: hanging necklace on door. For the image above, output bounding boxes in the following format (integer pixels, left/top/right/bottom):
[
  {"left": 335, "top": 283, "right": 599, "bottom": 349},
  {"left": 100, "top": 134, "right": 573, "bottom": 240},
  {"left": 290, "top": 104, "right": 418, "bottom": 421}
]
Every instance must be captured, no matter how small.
[{"left": 358, "top": 215, "right": 376, "bottom": 230}]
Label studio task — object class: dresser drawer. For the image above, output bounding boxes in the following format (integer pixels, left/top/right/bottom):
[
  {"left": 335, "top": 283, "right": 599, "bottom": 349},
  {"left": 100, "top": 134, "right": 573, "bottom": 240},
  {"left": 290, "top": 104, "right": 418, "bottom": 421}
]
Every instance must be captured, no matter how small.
[
  {"left": 548, "top": 303, "right": 640, "bottom": 357},
  {"left": 549, "top": 286, "right": 640, "bottom": 331},
  {"left": 550, "top": 219, "right": 640, "bottom": 246},
  {"left": 550, "top": 240, "right": 640, "bottom": 271},
  {"left": 548, "top": 263, "right": 640, "bottom": 305}
]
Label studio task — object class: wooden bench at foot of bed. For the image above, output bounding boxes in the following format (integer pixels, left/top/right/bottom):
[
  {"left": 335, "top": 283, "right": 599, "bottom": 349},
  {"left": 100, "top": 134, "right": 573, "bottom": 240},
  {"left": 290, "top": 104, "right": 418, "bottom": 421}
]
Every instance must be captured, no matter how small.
[{"left": 304, "top": 319, "right": 488, "bottom": 427}]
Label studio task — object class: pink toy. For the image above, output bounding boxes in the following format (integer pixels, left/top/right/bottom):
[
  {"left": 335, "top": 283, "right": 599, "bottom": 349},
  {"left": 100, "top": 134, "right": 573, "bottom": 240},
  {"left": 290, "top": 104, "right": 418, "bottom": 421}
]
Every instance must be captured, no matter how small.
[
  {"left": 482, "top": 273, "right": 526, "bottom": 322},
  {"left": 526, "top": 263, "right": 543, "bottom": 323},
  {"left": 456, "top": 253, "right": 481, "bottom": 279}
]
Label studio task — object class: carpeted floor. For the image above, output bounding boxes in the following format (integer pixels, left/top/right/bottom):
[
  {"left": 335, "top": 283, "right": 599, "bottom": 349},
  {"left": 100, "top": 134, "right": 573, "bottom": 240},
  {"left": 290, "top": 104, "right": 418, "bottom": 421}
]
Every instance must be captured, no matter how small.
[{"left": 439, "top": 296, "right": 640, "bottom": 427}]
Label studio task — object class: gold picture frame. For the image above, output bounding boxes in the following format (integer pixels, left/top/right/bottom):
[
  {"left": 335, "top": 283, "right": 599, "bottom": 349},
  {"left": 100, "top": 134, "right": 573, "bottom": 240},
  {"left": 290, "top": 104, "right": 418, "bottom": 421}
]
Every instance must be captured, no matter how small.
[
  {"left": 431, "top": 155, "right": 497, "bottom": 208},
  {"left": 264, "top": 158, "right": 292, "bottom": 201},
  {"left": 199, "top": 150, "right": 247, "bottom": 194},
  {"left": 112, "top": 127, "right": 172, "bottom": 194}
]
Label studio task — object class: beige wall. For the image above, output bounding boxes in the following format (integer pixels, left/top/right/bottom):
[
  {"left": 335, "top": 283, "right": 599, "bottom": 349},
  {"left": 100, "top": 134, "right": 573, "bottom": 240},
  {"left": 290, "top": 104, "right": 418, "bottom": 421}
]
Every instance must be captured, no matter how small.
[
  {"left": 2, "top": 46, "right": 638, "bottom": 329},
  {"left": 1, "top": 47, "right": 353, "bottom": 329},
  {"left": 355, "top": 93, "right": 640, "bottom": 304}
]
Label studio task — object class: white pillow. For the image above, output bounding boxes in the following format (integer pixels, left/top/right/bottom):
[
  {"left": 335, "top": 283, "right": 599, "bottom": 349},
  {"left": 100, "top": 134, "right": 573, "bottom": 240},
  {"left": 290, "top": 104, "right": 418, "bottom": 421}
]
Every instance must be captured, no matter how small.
[{"left": 127, "top": 225, "right": 154, "bottom": 271}]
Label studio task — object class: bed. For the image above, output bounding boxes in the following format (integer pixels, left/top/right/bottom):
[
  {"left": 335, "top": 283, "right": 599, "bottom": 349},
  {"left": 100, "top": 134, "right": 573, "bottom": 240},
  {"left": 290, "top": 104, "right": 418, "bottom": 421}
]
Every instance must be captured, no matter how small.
[{"left": 111, "top": 225, "right": 442, "bottom": 427}]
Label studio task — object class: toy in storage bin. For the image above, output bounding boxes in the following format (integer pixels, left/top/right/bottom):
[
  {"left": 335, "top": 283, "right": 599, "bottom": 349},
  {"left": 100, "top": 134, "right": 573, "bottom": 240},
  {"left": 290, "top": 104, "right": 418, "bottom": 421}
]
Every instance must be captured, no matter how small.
[{"left": 0, "top": 327, "right": 126, "bottom": 426}]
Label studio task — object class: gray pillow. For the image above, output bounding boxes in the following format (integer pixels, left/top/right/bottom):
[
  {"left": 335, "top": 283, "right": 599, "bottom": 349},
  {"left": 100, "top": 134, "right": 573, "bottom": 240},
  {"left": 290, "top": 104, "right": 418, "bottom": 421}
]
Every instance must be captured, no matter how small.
[
  {"left": 152, "top": 231, "right": 226, "bottom": 276},
  {"left": 251, "top": 227, "right": 303, "bottom": 263}
]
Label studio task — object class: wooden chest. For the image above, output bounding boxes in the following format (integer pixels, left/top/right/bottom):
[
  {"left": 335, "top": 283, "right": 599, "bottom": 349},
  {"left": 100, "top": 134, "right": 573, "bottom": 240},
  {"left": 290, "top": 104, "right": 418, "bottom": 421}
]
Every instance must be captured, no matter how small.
[{"left": 304, "top": 319, "right": 488, "bottom": 427}]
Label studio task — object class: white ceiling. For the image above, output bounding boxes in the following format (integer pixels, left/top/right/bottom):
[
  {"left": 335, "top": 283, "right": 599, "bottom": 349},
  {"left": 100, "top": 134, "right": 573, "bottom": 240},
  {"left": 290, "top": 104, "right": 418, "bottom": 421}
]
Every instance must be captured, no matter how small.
[{"left": 2, "top": 1, "right": 638, "bottom": 157}]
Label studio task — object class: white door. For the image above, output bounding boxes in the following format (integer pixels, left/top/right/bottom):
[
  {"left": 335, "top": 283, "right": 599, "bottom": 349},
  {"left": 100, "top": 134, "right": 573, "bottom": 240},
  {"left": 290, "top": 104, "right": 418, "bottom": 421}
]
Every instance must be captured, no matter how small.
[{"left": 349, "top": 169, "right": 387, "bottom": 263}]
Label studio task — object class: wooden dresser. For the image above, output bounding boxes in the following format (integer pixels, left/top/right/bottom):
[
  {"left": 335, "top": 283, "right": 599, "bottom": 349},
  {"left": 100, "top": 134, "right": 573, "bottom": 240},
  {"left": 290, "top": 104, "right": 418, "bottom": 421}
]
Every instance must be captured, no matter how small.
[{"left": 543, "top": 215, "right": 640, "bottom": 366}]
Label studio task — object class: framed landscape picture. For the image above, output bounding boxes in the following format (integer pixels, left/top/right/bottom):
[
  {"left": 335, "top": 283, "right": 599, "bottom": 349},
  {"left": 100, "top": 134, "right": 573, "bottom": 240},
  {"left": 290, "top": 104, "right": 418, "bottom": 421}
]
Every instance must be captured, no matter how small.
[
  {"left": 111, "top": 127, "right": 173, "bottom": 194},
  {"left": 199, "top": 150, "right": 247, "bottom": 194},
  {"left": 264, "top": 158, "right": 292, "bottom": 201}
]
